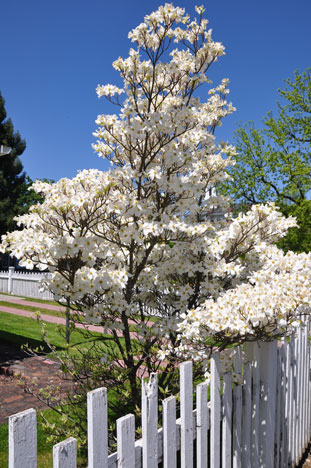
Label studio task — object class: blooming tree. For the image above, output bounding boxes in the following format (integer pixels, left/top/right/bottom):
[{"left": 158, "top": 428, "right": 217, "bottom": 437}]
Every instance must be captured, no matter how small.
[{"left": 2, "top": 4, "right": 311, "bottom": 403}]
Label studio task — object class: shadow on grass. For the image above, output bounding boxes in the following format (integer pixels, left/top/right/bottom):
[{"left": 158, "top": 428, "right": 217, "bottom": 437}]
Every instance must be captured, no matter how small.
[{"left": 0, "top": 330, "right": 63, "bottom": 354}]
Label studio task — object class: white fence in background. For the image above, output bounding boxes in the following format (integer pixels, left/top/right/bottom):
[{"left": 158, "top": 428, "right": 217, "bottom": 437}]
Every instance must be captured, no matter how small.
[
  {"left": 8, "top": 319, "right": 311, "bottom": 468},
  {"left": 0, "top": 267, "right": 53, "bottom": 300}
]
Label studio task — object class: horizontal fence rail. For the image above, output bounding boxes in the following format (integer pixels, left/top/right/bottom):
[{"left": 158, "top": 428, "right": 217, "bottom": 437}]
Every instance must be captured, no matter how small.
[
  {"left": 7, "top": 319, "right": 311, "bottom": 467},
  {"left": 0, "top": 267, "right": 53, "bottom": 299}
]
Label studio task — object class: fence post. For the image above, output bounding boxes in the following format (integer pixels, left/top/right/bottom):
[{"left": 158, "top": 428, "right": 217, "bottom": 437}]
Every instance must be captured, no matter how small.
[
  {"left": 53, "top": 437, "right": 77, "bottom": 468},
  {"left": 142, "top": 373, "right": 158, "bottom": 468},
  {"left": 87, "top": 387, "right": 108, "bottom": 468},
  {"left": 8, "top": 266, "right": 14, "bottom": 294},
  {"left": 9, "top": 408, "right": 37, "bottom": 468}
]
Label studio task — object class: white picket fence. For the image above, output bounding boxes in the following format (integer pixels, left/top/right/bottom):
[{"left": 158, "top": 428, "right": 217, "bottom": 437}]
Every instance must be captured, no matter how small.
[
  {"left": 0, "top": 267, "right": 53, "bottom": 299},
  {"left": 8, "top": 319, "right": 311, "bottom": 468}
]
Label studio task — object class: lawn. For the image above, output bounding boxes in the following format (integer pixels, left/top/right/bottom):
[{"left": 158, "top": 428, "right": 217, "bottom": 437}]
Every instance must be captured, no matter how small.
[{"left": 0, "top": 309, "right": 123, "bottom": 356}]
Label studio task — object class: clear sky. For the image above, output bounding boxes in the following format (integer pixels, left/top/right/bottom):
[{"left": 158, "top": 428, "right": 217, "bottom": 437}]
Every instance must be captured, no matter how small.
[{"left": 1, "top": 0, "right": 310, "bottom": 182}]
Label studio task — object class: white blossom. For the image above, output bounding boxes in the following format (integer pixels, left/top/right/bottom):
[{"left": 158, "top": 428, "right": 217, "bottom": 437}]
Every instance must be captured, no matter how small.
[{"left": 1, "top": 3, "right": 310, "bottom": 368}]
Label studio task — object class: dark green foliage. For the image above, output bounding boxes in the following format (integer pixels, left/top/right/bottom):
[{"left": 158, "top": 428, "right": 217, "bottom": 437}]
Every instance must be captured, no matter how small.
[
  {"left": 0, "top": 93, "right": 26, "bottom": 237},
  {"left": 221, "top": 69, "right": 311, "bottom": 252},
  {"left": 0, "top": 93, "right": 43, "bottom": 239},
  {"left": 277, "top": 200, "right": 311, "bottom": 253}
]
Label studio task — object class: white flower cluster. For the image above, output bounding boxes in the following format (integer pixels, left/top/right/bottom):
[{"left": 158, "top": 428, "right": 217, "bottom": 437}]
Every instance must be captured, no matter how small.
[
  {"left": 1, "top": 4, "right": 310, "bottom": 363},
  {"left": 96, "top": 84, "right": 124, "bottom": 98}
]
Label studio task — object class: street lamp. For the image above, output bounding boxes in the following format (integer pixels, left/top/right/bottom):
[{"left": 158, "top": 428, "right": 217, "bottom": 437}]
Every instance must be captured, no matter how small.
[{"left": 0, "top": 145, "right": 12, "bottom": 156}]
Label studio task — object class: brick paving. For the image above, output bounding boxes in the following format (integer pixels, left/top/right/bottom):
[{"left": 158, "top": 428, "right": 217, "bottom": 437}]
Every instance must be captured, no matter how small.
[{"left": 0, "top": 341, "right": 73, "bottom": 424}]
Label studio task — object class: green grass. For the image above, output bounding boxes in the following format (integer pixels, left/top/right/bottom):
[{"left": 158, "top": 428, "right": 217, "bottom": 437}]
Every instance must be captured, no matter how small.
[{"left": 0, "top": 310, "right": 123, "bottom": 357}]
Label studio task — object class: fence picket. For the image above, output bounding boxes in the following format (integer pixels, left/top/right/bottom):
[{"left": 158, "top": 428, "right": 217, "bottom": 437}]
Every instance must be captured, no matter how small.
[
  {"left": 294, "top": 336, "right": 299, "bottom": 465},
  {"left": 233, "top": 347, "right": 242, "bottom": 468},
  {"left": 242, "top": 362, "right": 252, "bottom": 468},
  {"left": 53, "top": 437, "right": 77, "bottom": 468},
  {"left": 288, "top": 334, "right": 295, "bottom": 467},
  {"left": 142, "top": 373, "right": 158, "bottom": 468},
  {"left": 9, "top": 408, "right": 37, "bottom": 468},
  {"left": 117, "top": 414, "right": 135, "bottom": 468},
  {"left": 222, "top": 371, "right": 232, "bottom": 468},
  {"left": 211, "top": 351, "right": 221, "bottom": 468},
  {"left": 298, "top": 327, "right": 303, "bottom": 459},
  {"left": 249, "top": 342, "right": 260, "bottom": 468},
  {"left": 196, "top": 381, "right": 208, "bottom": 468},
  {"left": 87, "top": 387, "right": 108, "bottom": 468},
  {"left": 8, "top": 266, "right": 14, "bottom": 294},
  {"left": 306, "top": 317, "right": 311, "bottom": 442},
  {"left": 0, "top": 267, "right": 54, "bottom": 299},
  {"left": 163, "top": 396, "right": 177, "bottom": 468},
  {"left": 274, "top": 346, "right": 282, "bottom": 468},
  {"left": 280, "top": 340, "right": 288, "bottom": 468},
  {"left": 180, "top": 361, "right": 193, "bottom": 468},
  {"left": 258, "top": 341, "right": 277, "bottom": 468},
  {"left": 302, "top": 324, "right": 307, "bottom": 451},
  {"left": 302, "top": 325, "right": 308, "bottom": 449}
]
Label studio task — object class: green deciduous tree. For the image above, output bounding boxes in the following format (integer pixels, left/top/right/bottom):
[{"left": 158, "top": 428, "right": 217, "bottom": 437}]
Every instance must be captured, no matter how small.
[{"left": 221, "top": 69, "right": 311, "bottom": 252}]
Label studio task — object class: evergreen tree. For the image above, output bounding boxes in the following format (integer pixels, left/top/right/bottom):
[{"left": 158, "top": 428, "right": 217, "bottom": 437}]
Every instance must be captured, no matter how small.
[{"left": 0, "top": 92, "right": 28, "bottom": 238}]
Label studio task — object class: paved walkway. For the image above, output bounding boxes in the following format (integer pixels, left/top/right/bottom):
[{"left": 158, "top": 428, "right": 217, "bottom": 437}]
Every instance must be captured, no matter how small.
[
  {"left": 0, "top": 342, "right": 73, "bottom": 424},
  {"left": 0, "top": 294, "right": 64, "bottom": 311},
  {"left": 0, "top": 303, "right": 111, "bottom": 333},
  {"left": 0, "top": 294, "right": 153, "bottom": 336}
]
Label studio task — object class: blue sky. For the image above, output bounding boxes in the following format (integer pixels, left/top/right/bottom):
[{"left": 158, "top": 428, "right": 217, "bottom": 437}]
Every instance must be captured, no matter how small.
[{"left": 1, "top": 0, "right": 310, "bottom": 182}]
